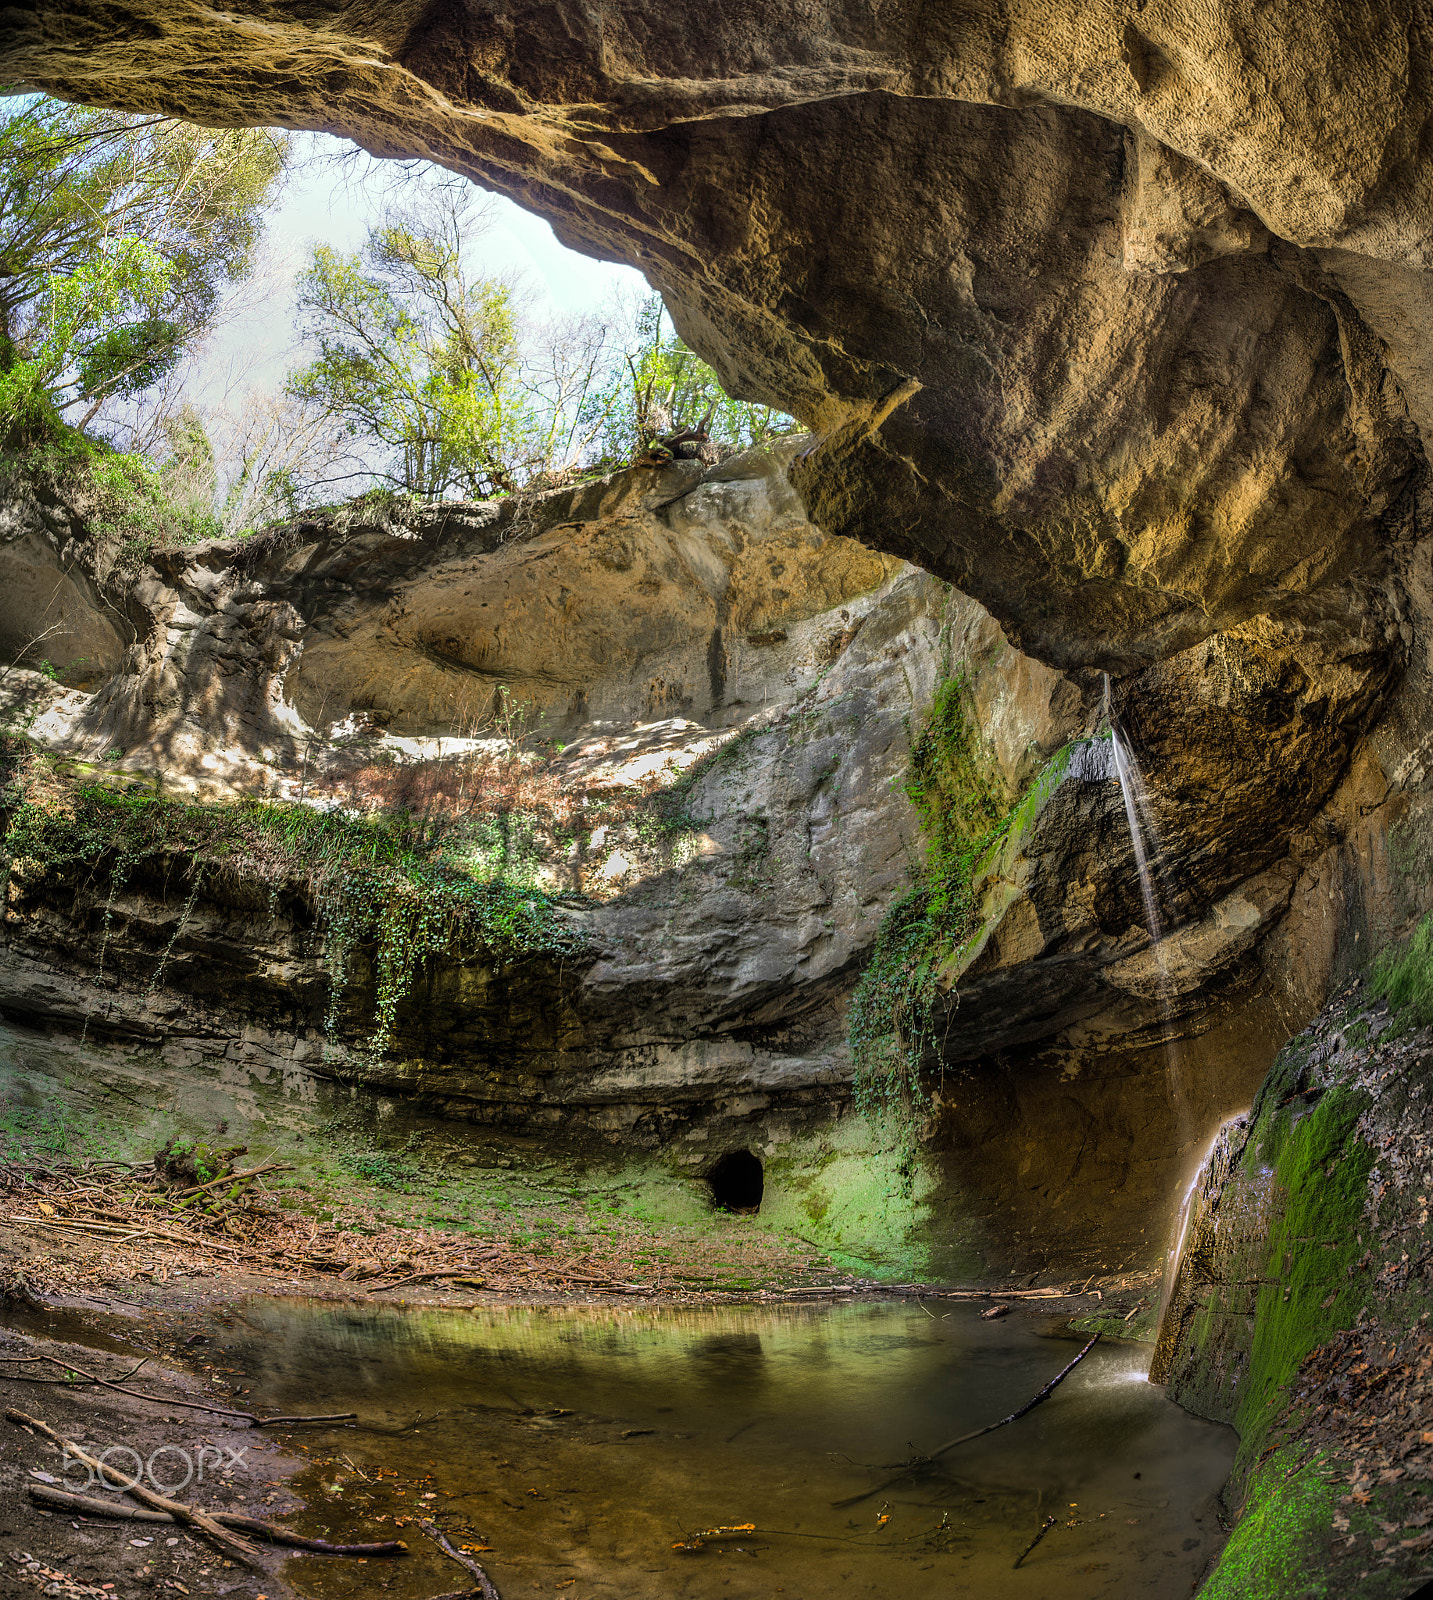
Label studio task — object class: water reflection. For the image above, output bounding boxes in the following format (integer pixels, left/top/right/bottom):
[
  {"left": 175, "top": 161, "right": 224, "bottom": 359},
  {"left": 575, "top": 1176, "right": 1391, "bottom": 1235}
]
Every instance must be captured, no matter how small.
[{"left": 215, "top": 1299, "right": 1235, "bottom": 1598}]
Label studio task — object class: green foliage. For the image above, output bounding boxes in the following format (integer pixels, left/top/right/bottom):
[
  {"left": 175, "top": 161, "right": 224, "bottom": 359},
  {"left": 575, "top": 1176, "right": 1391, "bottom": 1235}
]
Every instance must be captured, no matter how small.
[
  {"left": 285, "top": 196, "right": 795, "bottom": 506},
  {"left": 0, "top": 96, "right": 287, "bottom": 441},
  {"left": 341, "top": 1148, "right": 419, "bottom": 1191},
  {"left": 289, "top": 193, "right": 532, "bottom": 500},
  {"left": 1, "top": 774, "right": 588, "bottom": 1059},
  {"left": 154, "top": 1134, "right": 244, "bottom": 1188},
  {"left": 583, "top": 294, "right": 793, "bottom": 468},
  {"left": 848, "top": 668, "right": 1017, "bottom": 1116},
  {"left": 1368, "top": 913, "right": 1433, "bottom": 1030},
  {"left": 0, "top": 1097, "right": 81, "bottom": 1160},
  {"left": 4, "top": 427, "right": 222, "bottom": 575}
]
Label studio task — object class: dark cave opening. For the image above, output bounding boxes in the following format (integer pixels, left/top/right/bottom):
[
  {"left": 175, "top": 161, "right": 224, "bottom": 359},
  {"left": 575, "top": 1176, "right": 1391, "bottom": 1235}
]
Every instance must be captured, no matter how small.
[{"left": 707, "top": 1149, "right": 764, "bottom": 1213}]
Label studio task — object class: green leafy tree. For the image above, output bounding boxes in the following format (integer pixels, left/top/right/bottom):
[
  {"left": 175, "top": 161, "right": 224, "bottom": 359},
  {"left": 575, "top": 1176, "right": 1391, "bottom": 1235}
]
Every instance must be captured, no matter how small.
[
  {"left": 584, "top": 294, "right": 793, "bottom": 467},
  {"left": 286, "top": 194, "right": 796, "bottom": 505},
  {"left": 288, "top": 191, "right": 539, "bottom": 499},
  {"left": 0, "top": 96, "right": 288, "bottom": 441}
]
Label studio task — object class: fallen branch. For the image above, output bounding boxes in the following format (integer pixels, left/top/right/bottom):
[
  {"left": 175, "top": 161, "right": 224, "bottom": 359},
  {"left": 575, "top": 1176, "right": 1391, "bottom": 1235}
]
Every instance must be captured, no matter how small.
[
  {"left": 419, "top": 1516, "right": 502, "bottom": 1600},
  {"left": 935, "top": 1288, "right": 1068, "bottom": 1301},
  {"left": 27, "top": 1485, "right": 407, "bottom": 1554},
  {"left": 6, "top": 1409, "right": 263, "bottom": 1570},
  {"left": 1013, "top": 1513, "right": 1057, "bottom": 1569},
  {"left": 171, "top": 1162, "right": 294, "bottom": 1200},
  {"left": 0, "top": 1352, "right": 352, "bottom": 1426},
  {"left": 831, "top": 1334, "right": 1102, "bottom": 1508},
  {"left": 368, "top": 1268, "right": 489, "bottom": 1293},
  {"left": 249, "top": 1411, "right": 358, "bottom": 1427}
]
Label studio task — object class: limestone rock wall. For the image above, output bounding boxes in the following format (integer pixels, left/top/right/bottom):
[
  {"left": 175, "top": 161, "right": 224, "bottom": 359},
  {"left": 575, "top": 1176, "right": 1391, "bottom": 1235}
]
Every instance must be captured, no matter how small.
[{"left": 4, "top": 435, "right": 1430, "bottom": 1272}]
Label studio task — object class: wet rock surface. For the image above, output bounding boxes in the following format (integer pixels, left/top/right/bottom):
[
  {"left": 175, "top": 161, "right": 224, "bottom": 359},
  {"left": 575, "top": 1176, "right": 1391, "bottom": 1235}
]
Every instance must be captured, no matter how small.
[{"left": 1150, "top": 974, "right": 1433, "bottom": 1597}]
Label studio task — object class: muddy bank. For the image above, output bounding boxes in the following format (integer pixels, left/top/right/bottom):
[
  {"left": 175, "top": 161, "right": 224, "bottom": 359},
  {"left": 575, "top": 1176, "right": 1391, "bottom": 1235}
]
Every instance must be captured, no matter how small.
[{"left": 0, "top": 1310, "right": 299, "bottom": 1600}]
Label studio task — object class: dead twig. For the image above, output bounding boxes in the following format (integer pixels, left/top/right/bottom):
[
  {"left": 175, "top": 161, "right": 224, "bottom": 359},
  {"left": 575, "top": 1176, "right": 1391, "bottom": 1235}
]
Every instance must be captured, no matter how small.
[
  {"left": 368, "top": 1268, "right": 489, "bottom": 1293},
  {"left": 27, "top": 1485, "right": 408, "bottom": 1554},
  {"left": 0, "top": 1352, "right": 351, "bottom": 1426},
  {"left": 170, "top": 1161, "right": 294, "bottom": 1200},
  {"left": 6, "top": 1408, "right": 264, "bottom": 1570},
  {"left": 419, "top": 1516, "right": 502, "bottom": 1600},
  {"left": 831, "top": 1334, "right": 1102, "bottom": 1509},
  {"left": 1012, "top": 1513, "right": 1057, "bottom": 1569}
]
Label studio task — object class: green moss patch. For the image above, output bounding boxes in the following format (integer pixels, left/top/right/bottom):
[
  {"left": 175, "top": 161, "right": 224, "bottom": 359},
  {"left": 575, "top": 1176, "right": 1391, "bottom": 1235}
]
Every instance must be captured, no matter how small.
[{"left": 1, "top": 748, "right": 587, "bottom": 1056}]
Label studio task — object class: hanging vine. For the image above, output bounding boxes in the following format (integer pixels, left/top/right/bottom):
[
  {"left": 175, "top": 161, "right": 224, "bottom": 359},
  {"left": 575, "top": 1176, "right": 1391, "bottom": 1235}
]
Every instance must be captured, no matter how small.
[
  {"left": 1, "top": 758, "right": 588, "bottom": 1059},
  {"left": 848, "top": 662, "right": 1023, "bottom": 1119}
]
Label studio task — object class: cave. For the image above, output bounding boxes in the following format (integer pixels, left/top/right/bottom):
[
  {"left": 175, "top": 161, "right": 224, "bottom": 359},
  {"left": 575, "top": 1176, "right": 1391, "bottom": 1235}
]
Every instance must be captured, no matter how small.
[
  {"left": 707, "top": 1150, "right": 764, "bottom": 1214},
  {"left": 2, "top": 4, "right": 1433, "bottom": 1595}
]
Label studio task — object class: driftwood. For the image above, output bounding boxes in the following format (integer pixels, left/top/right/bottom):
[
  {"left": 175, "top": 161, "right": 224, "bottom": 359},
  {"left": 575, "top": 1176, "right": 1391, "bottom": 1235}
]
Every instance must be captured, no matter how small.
[
  {"left": 27, "top": 1484, "right": 408, "bottom": 1555},
  {"left": 419, "top": 1516, "right": 502, "bottom": 1600},
  {"left": 0, "top": 1351, "right": 354, "bottom": 1426},
  {"left": 171, "top": 1162, "right": 293, "bottom": 1200},
  {"left": 369, "top": 1268, "right": 489, "bottom": 1293},
  {"left": 6, "top": 1409, "right": 263, "bottom": 1570},
  {"left": 1012, "top": 1513, "right": 1057, "bottom": 1569},
  {"left": 831, "top": 1334, "right": 1102, "bottom": 1509}
]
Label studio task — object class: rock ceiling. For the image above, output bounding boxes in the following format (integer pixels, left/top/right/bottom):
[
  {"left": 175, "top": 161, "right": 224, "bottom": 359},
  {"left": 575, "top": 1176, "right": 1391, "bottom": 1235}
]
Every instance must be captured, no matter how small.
[{"left": 2, "top": 1, "right": 1429, "bottom": 670}]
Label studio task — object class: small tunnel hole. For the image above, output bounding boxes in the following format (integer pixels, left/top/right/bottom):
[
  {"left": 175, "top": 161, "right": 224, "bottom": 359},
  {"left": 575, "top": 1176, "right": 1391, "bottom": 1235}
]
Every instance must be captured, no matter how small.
[{"left": 707, "top": 1149, "right": 764, "bottom": 1214}]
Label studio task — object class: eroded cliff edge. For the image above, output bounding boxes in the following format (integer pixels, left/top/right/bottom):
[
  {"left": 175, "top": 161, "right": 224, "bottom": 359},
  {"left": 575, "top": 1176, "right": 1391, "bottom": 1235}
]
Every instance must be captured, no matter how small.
[
  {"left": 2, "top": 0, "right": 1429, "bottom": 677},
  {"left": 1, "top": 438, "right": 1423, "bottom": 1292}
]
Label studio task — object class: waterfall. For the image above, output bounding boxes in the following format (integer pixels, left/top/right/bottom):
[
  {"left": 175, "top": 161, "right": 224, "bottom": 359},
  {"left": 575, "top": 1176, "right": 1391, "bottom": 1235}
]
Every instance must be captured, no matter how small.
[
  {"left": 1109, "top": 715, "right": 1163, "bottom": 942},
  {"left": 1103, "top": 677, "right": 1194, "bottom": 1150},
  {"left": 1150, "top": 1115, "right": 1248, "bottom": 1383}
]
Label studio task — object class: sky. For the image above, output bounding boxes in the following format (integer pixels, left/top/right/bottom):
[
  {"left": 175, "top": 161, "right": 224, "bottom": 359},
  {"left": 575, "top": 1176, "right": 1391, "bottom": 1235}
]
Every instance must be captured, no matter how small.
[{"left": 190, "top": 132, "right": 648, "bottom": 408}]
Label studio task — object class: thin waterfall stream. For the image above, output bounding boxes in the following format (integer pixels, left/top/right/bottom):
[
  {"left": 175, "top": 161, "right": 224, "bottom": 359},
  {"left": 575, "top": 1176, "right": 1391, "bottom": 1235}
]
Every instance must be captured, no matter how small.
[{"left": 1104, "top": 677, "right": 1203, "bottom": 1334}]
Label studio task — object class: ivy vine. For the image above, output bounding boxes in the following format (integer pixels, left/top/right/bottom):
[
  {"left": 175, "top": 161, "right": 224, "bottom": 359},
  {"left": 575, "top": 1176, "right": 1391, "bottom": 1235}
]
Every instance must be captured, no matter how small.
[
  {"left": 1, "top": 756, "right": 588, "bottom": 1059},
  {"left": 849, "top": 666, "right": 1024, "bottom": 1119}
]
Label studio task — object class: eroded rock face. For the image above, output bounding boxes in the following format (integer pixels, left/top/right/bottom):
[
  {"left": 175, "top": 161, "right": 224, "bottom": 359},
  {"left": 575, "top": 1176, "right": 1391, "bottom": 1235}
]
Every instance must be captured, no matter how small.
[
  {"left": 0, "top": 452, "right": 947, "bottom": 1148},
  {"left": 3, "top": 4, "right": 1430, "bottom": 673},
  {"left": 0, "top": 441, "right": 1414, "bottom": 1279}
]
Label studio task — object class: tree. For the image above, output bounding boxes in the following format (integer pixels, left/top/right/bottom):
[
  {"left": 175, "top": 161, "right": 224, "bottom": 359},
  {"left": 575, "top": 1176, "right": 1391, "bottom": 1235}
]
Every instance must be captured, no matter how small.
[
  {"left": 0, "top": 96, "right": 288, "bottom": 441},
  {"left": 583, "top": 293, "right": 793, "bottom": 469},
  {"left": 286, "top": 187, "right": 797, "bottom": 505},
  {"left": 287, "top": 190, "right": 539, "bottom": 500}
]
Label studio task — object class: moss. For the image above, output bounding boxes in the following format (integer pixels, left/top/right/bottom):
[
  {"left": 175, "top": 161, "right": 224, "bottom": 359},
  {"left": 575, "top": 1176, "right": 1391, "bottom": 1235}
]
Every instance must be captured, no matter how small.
[
  {"left": 1, "top": 768, "right": 587, "bottom": 1058},
  {"left": 1069, "top": 1301, "right": 1160, "bottom": 1343},
  {"left": 1368, "top": 912, "right": 1433, "bottom": 1031},
  {"left": 1199, "top": 1448, "right": 1394, "bottom": 1600},
  {"left": 1235, "top": 1090, "right": 1373, "bottom": 1450},
  {"left": 848, "top": 668, "right": 1080, "bottom": 1118},
  {"left": 1171, "top": 1022, "right": 1406, "bottom": 1598}
]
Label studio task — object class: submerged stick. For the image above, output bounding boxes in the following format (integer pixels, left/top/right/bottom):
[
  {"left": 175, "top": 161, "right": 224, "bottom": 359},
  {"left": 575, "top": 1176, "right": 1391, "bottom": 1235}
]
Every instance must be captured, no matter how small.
[
  {"left": 6, "top": 1409, "right": 263, "bottom": 1570},
  {"left": 419, "top": 1516, "right": 502, "bottom": 1600},
  {"left": 1012, "top": 1514, "right": 1057, "bottom": 1568},
  {"left": 0, "top": 1352, "right": 353, "bottom": 1426},
  {"left": 368, "top": 1268, "right": 489, "bottom": 1293},
  {"left": 27, "top": 1485, "right": 407, "bottom": 1554},
  {"left": 831, "top": 1334, "right": 1102, "bottom": 1509}
]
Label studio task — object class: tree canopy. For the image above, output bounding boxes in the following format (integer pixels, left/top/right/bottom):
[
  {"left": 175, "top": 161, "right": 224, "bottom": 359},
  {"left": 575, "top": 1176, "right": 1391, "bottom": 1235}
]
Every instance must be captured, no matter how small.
[
  {"left": 0, "top": 102, "right": 794, "bottom": 541},
  {"left": 279, "top": 187, "right": 793, "bottom": 505},
  {"left": 0, "top": 97, "right": 288, "bottom": 441}
]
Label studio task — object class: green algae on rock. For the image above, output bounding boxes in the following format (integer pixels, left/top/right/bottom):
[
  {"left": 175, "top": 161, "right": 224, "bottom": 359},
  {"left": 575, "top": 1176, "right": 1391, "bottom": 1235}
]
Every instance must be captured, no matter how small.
[{"left": 1154, "top": 977, "right": 1433, "bottom": 1597}]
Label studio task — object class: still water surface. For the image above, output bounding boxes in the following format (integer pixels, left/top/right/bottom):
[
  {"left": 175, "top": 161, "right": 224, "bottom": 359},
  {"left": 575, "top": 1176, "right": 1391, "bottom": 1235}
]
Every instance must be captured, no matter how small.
[{"left": 219, "top": 1298, "right": 1235, "bottom": 1599}]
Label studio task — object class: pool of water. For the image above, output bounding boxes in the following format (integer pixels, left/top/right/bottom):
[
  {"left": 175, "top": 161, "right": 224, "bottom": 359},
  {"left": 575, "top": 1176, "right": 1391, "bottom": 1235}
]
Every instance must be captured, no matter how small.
[{"left": 216, "top": 1298, "right": 1234, "bottom": 1599}]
